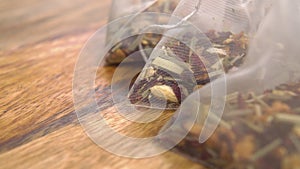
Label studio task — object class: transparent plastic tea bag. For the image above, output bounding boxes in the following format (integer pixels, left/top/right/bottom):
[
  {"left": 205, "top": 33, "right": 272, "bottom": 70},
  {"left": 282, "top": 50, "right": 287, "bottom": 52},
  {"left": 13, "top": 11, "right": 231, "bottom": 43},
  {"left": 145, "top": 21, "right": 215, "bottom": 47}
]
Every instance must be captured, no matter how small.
[
  {"left": 127, "top": 0, "right": 264, "bottom": 109},
  {"left": 159, "top": 0, "right": 300, "bottom": 168},
  {"left": 106, "top": 0, "right": 179, "bottom": 64}
]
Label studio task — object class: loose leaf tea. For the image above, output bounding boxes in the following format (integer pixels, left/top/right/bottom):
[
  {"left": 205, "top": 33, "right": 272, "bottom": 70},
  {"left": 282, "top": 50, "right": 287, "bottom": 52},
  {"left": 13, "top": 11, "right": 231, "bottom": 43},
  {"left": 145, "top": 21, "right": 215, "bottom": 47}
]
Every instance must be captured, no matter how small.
[
  {"left": 128, "top": 30, "right": 248, "bottom": 109},
  {"left": 162, "top": 82, "right": 300, "bottom": 169}
]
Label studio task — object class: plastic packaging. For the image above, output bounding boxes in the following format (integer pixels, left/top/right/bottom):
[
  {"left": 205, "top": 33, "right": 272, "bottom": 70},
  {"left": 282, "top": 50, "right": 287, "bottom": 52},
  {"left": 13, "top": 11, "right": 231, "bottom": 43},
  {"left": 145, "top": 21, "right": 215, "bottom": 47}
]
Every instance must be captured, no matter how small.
[{"left": 158, "top": 0, "right": 300, "bottom": 168}]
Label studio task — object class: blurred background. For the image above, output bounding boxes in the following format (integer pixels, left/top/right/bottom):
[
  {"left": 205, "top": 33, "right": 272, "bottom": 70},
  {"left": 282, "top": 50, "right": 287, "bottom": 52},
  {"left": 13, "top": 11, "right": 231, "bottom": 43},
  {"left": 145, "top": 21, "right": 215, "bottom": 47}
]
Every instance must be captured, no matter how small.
[{"left": 0, "top": 0, "right": 111, "bottom": 50}]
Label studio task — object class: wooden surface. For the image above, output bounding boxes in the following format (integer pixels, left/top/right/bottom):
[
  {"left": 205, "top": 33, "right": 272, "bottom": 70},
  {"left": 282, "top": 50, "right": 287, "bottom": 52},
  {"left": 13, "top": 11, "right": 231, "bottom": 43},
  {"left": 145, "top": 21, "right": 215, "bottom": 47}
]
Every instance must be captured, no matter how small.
[{"left": 0, "top": 0, "right": 205, "bottom": 168}]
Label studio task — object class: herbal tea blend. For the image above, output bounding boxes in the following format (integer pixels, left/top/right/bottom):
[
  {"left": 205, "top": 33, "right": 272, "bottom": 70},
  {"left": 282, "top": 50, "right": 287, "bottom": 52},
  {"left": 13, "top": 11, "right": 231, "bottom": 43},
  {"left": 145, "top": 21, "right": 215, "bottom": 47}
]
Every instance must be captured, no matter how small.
[
  {"left": 162, "top": 82, "right": 300, "bottom": 169},
  {"left": 106, "top": 0, "right": 179, "bottom": 64},
  {"left": 128, "top": 30, "right": 248, "bottom": 108}
]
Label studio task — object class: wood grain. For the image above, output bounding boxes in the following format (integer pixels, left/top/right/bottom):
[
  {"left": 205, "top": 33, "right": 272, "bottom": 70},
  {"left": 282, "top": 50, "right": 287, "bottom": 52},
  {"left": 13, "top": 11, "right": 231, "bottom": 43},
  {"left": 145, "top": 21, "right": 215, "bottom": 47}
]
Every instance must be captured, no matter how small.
[{"left": 0, "top": 0, "right": 205, "bottom": 168}]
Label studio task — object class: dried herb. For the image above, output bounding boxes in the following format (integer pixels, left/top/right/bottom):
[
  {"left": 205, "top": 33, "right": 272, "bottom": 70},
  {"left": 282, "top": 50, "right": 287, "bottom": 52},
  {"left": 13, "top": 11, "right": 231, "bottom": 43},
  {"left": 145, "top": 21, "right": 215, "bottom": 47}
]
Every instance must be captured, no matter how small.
[{"left": 167, "top": 82, "right": 300, "bottom": 169}]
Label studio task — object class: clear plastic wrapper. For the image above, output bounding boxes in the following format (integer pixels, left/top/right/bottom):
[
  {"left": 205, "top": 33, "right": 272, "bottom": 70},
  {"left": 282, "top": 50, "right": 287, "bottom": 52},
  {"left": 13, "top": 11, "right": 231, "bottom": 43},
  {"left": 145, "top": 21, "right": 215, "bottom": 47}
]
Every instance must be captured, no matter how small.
[{"left": 157, "top": 0, "right": 300, "bottom": 168}]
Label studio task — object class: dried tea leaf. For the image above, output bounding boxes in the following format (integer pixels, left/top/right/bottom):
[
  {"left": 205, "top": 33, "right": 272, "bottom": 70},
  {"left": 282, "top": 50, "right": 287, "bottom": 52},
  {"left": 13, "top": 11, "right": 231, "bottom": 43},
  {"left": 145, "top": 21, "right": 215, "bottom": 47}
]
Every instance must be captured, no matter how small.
[
  {"left": 152, "top": 56, "right": 185, "bottom": 75},
  {"left": 275, "top": 113, "right": 300, "bottom": 125},
  {"left": 150, "top": 85, "right": 178, "bottom": 102},
  {"left": 206, "top": 47, "right": 228, "bottom": 56}
]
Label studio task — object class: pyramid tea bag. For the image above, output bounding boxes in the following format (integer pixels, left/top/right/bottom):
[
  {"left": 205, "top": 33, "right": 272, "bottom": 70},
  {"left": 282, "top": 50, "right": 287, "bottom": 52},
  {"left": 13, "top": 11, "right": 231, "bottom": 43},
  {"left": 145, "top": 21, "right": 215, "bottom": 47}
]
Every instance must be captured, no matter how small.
[
  {"left": 105, "top": 0, "right": 179, "bottom": 64},
  {"left": 159, "top": 0, "right": 300, "bottom": 168},
  {"left": 127, "top": 0, "right": 262, "bottom": 109}
]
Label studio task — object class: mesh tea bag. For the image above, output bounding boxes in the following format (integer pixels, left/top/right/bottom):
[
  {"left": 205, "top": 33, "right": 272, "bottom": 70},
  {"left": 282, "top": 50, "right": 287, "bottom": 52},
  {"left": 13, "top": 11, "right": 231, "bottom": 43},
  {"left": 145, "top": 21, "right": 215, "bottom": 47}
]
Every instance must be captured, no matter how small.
[
  {"left": 158, "top": 0, "right": 300, "bottom": 168},
  {"left": 105, "top": 0, "right": 179, "bottom": 64},
  {"left": 127, "top": 0, "right": 265, "bottom": 109}
]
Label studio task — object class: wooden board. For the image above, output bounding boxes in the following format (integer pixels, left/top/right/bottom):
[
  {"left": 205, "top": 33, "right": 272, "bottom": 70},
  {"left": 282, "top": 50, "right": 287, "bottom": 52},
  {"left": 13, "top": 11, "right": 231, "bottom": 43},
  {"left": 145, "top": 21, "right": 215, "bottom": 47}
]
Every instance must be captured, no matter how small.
[{"left": 0, "top": 0, "right": 205, "bottom": 168}]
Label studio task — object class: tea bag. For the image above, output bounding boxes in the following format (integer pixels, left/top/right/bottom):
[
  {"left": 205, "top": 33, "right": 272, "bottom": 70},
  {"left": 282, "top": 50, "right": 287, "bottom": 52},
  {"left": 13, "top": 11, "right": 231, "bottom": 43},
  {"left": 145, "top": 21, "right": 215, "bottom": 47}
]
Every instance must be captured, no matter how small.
[
  {"left": 128, "top": 0, "right": 261, "bottom": 109},
  {"left": 159, "top": 0, "right": 300, "bottom": 168},
  {"left": 105, "top": 0, "right": 179, "bottom": 64}
]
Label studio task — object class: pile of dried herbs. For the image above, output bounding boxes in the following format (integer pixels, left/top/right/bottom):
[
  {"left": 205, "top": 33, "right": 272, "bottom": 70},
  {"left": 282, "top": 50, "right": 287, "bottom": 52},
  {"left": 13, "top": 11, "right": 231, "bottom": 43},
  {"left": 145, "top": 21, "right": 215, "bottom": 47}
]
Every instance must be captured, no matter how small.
[{"left": 168, "top": 82, "right": 300, "bottom": 169}]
